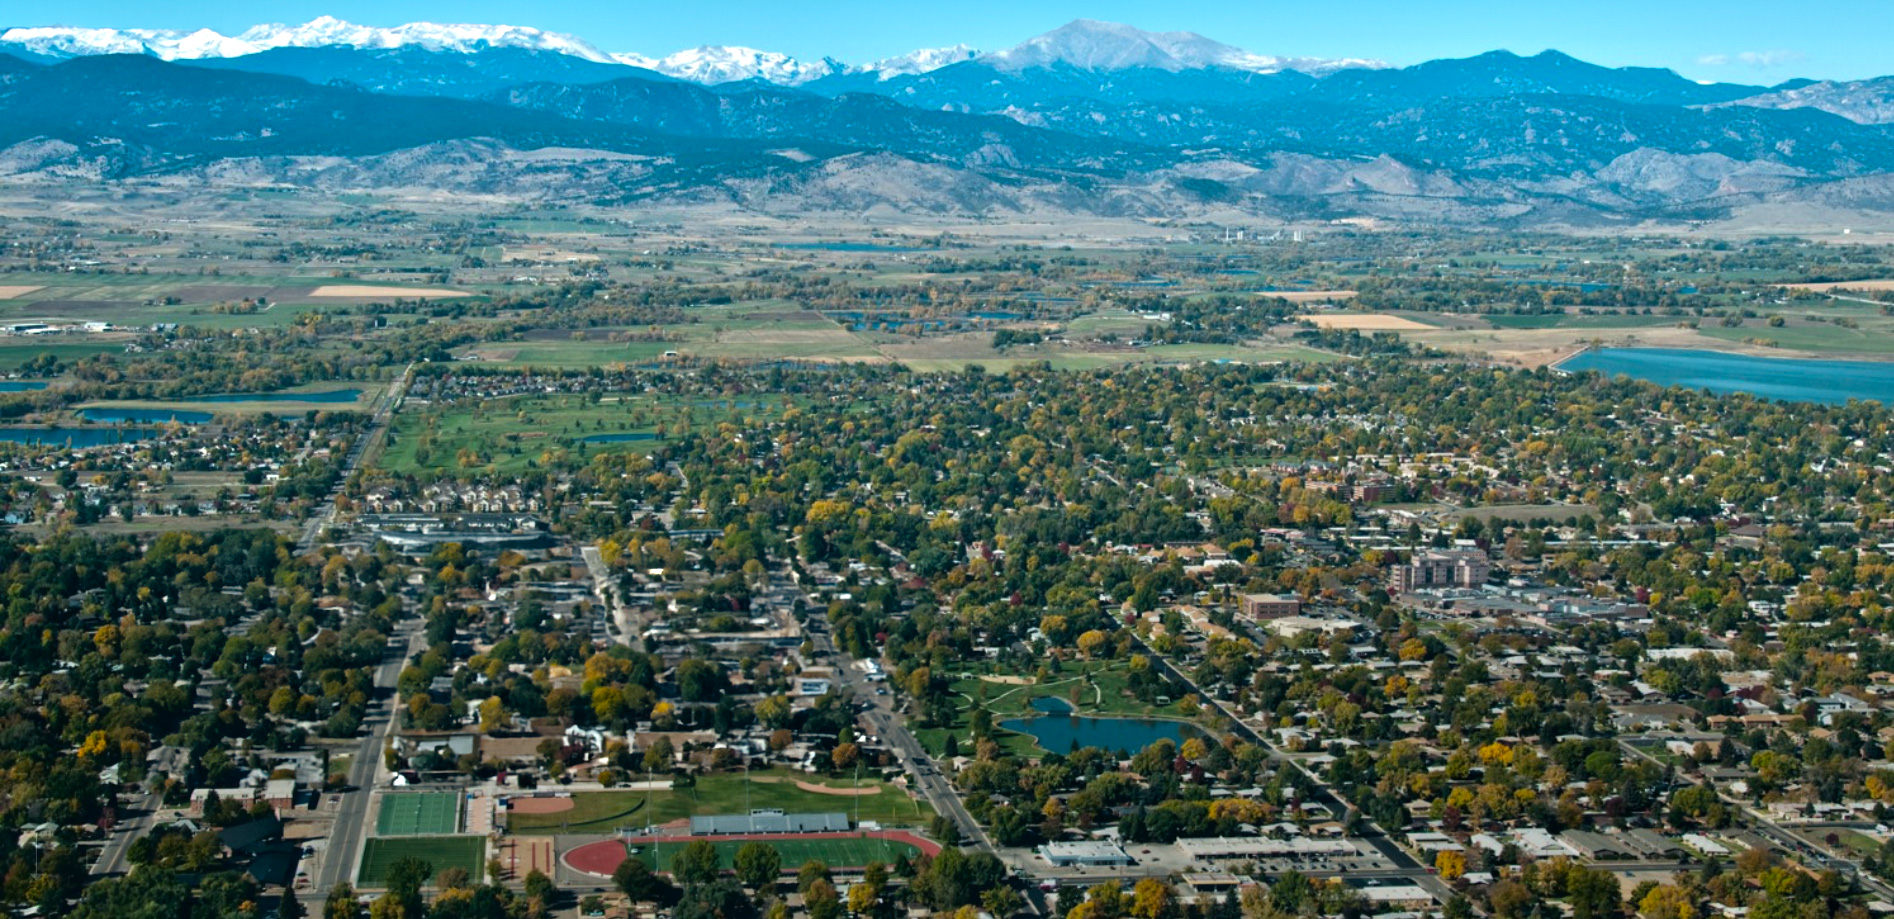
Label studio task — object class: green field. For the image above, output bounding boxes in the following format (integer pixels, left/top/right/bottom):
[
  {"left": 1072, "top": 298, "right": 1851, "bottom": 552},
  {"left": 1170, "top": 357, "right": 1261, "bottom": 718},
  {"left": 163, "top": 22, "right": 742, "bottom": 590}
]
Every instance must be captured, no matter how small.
[
  {"left": 1484, "top": 313, "right": 1686, "bottom": 330},
  {"left": 628, "top": 835, "right": 922, "bottom": 872},
  {"left": 505, "top": 770, "right": 933, "bottom": 835},
  {"left": 357, "top": 836, "right": 485, "bottom": 887},
  {"left": 910, "top": 659, "right": 1205, "bottom": 758},
  {"left": 376, "top": 792, "right": 462, "bottom": 836},
  {"left": 378, "top": 391, "right": 801, "bottom": 475}
]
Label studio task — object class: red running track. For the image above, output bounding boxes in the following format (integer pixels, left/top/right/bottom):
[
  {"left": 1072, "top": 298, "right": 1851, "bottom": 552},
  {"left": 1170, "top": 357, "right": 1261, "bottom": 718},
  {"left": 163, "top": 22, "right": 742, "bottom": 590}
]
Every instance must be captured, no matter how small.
[{"left": 563, "top": 830, "right": 942, "bottom": 877}]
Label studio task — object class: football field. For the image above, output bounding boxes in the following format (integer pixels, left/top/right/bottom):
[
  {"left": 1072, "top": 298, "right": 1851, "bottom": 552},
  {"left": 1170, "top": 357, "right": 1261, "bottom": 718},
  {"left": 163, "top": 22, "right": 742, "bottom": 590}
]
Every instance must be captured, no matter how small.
[
  {"left": 375, "top": 792, "right": 462, "bottom": 836},
  {"left": 357, "top": 836, "right": 485, "bottom": 887}
]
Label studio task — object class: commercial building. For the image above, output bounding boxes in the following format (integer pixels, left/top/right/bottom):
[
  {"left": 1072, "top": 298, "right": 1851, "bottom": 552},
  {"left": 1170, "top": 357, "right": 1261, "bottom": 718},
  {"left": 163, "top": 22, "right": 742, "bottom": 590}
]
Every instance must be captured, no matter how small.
[
  {"left": 1039, "top": 841, "right": 1134, "bottom": 867},
  {"left": 1175, "top": 836, "right": 1358, "bottom": 862},
  {"left": 1241, "top": 594, "right": 1302, "bottom": 619},
  {"left": 1390, "top": 550, "right": 1491, "bottom": 594}
]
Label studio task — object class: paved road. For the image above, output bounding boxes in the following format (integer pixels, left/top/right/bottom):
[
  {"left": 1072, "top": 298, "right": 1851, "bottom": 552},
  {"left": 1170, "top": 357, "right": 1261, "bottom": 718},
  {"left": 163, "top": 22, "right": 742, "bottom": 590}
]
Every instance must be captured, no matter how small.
[
  {"left": 308, "top": 618, "right": 426, "bottom": 899},
  {"left": 297, "top": 363, "right": 413, "bottom": 554},
  {"left": 92, "top": 792, "right": 161, "bottom": 877},
  {"left": 1129, "top": 634, "right": 1460, "bottom": 909},
  {"left": 1618, "top": 739, "right": 1894, "bottom": 900}
]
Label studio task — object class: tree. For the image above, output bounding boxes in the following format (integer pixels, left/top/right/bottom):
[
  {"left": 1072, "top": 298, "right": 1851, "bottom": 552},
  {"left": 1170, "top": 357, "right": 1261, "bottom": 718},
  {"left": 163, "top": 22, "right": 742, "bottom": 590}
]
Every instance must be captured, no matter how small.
[
  {"left": 1435, "top": 849, "right": 1466, "bottom": 881},
  {"left": 326, "top": 883, "right": 365, "bottom": 919},
  {"left": 830, "top": 742, "right": 860, "bottom": 771},
  {"left": 1130, "top": 879, "right": 1177, "bottom": 919},
  {"left": 735, "top": 842, "right": 783, "bottom": 894},
  {"left": 1568, "top": 866, "right": 1622, "bottom": 919},
  {"left": 643, "top": 736, "right": 675, "bottom": 773},
  {"left": 524, "top": 868, "right": 556, "bottom": 904},
  {"left": 798, "top": 860, "right": 832, "bottom": 897},
  {"left": 1638, "top": 884, "right": 1695, "bottom": 919},
  {"left": 672, "top": 839, "right": 723, "bottom": 886},
  {"left": 806, "top": 879, "right": 843, "bottom": 919},
  {"left": 615, "top": 857, "right": 679, "bottom": 905}
]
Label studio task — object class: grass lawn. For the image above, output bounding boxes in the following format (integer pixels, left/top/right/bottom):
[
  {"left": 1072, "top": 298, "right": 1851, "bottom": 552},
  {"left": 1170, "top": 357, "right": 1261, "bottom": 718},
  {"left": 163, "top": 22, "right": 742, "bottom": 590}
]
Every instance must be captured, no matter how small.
[
  {"left": 357, "top": 836, "right": 485, "bottom": 887},
  {"left": 505, "top": 770, "right": 933, "bottom": 835},
  {"left": 1699, "top": 321, "right": 1894, "bottom": 356},
  {"left": 629, "top": 835, "right": 922, "bottom": 872},
  {"left": 0, "top": 339, "right": 131, "bottom": 369},
  {"left": 380, "top": 391, "right": 801, "bottom": 475},
  {"left": 376, "top": 792, "right": 462, "bottom": 836},
  {"left": 910, "top": 659, "right": 1204, "bottom": 758}
]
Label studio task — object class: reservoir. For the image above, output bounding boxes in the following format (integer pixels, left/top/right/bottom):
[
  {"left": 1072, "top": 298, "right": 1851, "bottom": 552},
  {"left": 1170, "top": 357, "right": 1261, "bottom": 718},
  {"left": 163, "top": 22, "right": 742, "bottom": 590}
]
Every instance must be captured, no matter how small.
[
  {"left": 0, "top": 427, "right": 157, "bottom": 447},
  {"left": 581, "top": 432, "right": 659, "bottom": 444},
  {"left": 1557, "top": 348, "right": 1894, "bottom": 406},
  {"left": 196, "top": 389, "right": 363, "bottom": 404},
  {"left": 81, "top": 408, "right": 213, "bottom": 424},
  {"left": 1000, "top": 712, "right": 1200, "bottom": 754},
  {"left": 0, "top": 381, "right": 47, "bottom": 392}
]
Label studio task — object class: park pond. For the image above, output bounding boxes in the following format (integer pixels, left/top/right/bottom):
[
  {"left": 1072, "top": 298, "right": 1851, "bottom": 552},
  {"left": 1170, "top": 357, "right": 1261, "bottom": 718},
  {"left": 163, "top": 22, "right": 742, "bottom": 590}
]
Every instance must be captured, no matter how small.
[
  {"left": 80, "top": 408, "right": 212, "bottom": 424},
  {"left": 0, "top": 381, "right": 47, "bottom": 392},
  {"left": 0, "top": 426, "right": 157, "bottom": 447},
  {"left": 1557, "top": 348, "right": 1894, "bottom": 405},
  {"left": 580, "top": 432, "right": 659, "bottom": 444},
  {"left": 1001, "top": 704, "right": 1201, "bottom": 753}
]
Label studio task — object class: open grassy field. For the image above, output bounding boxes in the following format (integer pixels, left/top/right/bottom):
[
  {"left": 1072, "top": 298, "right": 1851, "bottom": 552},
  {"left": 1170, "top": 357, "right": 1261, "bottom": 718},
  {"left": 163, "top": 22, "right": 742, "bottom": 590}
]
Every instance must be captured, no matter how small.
[
  {"left": 357, "top": 836, "right": 485, "bottom": 887},
  {"left": 504, "top": 770, "right": 932, "bottom": 835},
  {"left": 0, "top": 339, "right": 130, "bottom": 369},
  {"left": 376, "top": 792, "right": 462, "bottom": 836},
  {"left": 1482, "top": 313, "right": 1687, "bottom": 330},
  {"left": 380, "top": 391, "right": 799, "bottom": 475}
]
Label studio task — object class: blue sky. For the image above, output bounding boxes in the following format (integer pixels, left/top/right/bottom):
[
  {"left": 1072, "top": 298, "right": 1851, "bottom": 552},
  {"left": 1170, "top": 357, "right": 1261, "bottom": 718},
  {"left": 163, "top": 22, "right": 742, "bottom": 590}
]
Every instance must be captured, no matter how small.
[{"left": 25, "top": 0, "right": 1893, "bottom": 81}]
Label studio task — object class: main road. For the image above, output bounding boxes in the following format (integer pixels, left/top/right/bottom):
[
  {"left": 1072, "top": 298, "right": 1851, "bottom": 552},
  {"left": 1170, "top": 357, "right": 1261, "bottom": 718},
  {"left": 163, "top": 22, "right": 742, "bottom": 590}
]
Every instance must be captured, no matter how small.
[
  {"left": 307, "top": 616, "right": 427, "bottom": 899},
  {"left": 297, "top": 362, "right": 414, "bottom": 554}
]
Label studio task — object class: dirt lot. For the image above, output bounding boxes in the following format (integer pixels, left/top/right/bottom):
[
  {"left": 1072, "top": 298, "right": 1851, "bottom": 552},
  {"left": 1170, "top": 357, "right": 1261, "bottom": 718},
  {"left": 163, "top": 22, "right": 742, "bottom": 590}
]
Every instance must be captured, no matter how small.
[
  {"left": 307, "top": 285, "right": 470, "bottom": 298},
  {"left": 1266, "top": 291, "right": 1358, "bottom": 303},
  {"left": 1782, "top": 280, "right": 1894, "bottom": 292},
  {"left": 1299, "top": 312, "right": 1434, "bottom": 331},
  {"left": 0, "top": 286, "right": 44, "bottom": 300}
]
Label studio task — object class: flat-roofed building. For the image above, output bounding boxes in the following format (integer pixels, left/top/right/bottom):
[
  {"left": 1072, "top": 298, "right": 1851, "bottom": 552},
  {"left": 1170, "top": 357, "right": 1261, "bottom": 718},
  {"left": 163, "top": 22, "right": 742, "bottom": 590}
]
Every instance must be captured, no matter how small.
[{"left": 1039, "top": 841, "right": 1134, "bottom": 867}]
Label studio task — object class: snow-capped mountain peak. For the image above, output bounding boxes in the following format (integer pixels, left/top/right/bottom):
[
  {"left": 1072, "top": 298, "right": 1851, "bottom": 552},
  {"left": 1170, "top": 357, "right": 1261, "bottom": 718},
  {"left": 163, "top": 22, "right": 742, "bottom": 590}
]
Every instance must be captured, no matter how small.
[
  {"left": 614, "top": 46, "right": 843, "bottom": 86},
  {"left": 980, "top": 19, "right": 1380, "bottom": 76},
  {"left": 861, "top": 44, "right": 980, "bottom": 79},
  {"left": 0, "top": 17, "right": 615, "bottom": 63}
]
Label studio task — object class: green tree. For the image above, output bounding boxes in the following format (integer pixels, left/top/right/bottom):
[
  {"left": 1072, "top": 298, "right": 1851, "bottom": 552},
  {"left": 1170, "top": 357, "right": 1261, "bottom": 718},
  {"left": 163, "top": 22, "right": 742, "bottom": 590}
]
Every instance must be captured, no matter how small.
[
  {"left": 734, "top": 842, "right": 783, "bottom": 893},
  {"left": 672, "top": 839, "right": 722, "bottom": 886}
]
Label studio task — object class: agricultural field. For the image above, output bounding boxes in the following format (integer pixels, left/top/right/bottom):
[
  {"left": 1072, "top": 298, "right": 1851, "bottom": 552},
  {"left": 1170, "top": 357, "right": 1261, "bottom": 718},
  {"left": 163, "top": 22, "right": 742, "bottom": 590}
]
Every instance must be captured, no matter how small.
[
  {"left": 356, "top": 836, "right": 485, "bottom": 888},
  {"left": 503, "top": 770, "right": 933, "bottom": 835}
]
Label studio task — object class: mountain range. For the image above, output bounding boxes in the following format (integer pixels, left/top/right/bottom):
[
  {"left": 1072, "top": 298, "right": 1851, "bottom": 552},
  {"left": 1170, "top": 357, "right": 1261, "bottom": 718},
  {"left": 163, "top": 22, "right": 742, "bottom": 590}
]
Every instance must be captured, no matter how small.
[{"left": 5, "top": 17, "right": 1894, "bottom": 226}]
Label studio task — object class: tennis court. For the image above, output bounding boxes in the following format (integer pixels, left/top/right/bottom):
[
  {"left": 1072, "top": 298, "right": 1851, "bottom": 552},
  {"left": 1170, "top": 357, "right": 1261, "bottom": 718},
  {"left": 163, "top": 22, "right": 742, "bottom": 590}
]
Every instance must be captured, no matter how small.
[
  {"left": 375, "top": 792, "right": 462, "bottom": 836},
  {"left": 357, "top": 836, "right": 486, "bottom": 887}
]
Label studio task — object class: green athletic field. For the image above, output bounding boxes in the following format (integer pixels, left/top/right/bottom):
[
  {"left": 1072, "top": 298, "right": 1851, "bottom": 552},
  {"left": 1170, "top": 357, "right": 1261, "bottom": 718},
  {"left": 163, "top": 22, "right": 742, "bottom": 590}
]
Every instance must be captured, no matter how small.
[
  {"left": 357, "top": 836, "right": 486, "bottom": 887},
  {"left": 630, "top": 835, "right": 922, "bottom": 872},
  {"left": 375, "top": 792, "right": 461, "bottom": 836}
]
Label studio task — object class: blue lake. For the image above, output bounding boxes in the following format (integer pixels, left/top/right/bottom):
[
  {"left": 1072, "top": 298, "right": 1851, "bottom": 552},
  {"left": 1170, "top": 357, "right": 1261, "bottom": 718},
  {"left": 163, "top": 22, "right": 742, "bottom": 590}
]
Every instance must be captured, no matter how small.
[
  {"left": 581, "top": 432, "right": 659, "bottom": 444},
  {"left": 82, "top": 408, "right": 212, "bottom": 424},
  {"left": 1557, "top": 348, "right": 1894, "bottom": 406},
  {"left": 0, "top": 427, "right": 157, "bottom": 447},
  {"left": 0, "top": 381, "right": 47, "bottom": 392},
  {"left": 196, "top": 389, "right": 363, "bottom": 403},
  {"left": 1000, "top": 713, "right": 1200, "bottom": 753}
]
